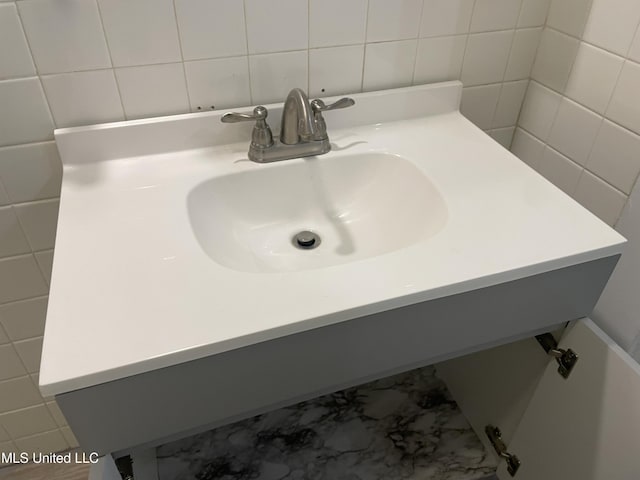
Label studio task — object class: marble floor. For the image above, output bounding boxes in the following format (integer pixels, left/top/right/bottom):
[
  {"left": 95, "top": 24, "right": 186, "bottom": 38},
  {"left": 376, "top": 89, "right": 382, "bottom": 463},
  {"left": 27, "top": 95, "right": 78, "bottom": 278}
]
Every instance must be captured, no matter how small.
[{"left": 157, "top": 366, "right": 497, "bottom": 480}]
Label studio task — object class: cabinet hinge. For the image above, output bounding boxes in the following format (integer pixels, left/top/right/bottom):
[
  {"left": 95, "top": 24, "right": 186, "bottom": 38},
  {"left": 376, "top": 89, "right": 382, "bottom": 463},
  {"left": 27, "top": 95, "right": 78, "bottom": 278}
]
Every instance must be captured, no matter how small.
[
  {"left": 485, "top": 425, "right": 521, "bottom": 476},
  {"left": 535, "top": 332, "right": 579, "bottom": 379}
]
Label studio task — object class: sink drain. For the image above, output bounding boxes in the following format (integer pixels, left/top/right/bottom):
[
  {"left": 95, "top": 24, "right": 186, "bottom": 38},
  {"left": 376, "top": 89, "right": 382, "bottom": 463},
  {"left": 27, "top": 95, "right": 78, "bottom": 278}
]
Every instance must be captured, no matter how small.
[{"left": 292, "top": 231, "right": 321, "bottom": 250}]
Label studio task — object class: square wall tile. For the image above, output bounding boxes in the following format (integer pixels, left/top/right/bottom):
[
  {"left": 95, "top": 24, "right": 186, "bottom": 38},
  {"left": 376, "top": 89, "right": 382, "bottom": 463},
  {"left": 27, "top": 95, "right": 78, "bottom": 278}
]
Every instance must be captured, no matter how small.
[
  {"left": 14, "top": 430, "right": 68, "bottom": 455},
  {"left": 0, "top": 78, "right": 54, "bottom": 147},
  {"left": 518, "top": 0, "right": 552, "bottom": 27},
  {"left": 531, "top": 28, "right": 579, "bottom": 92},
  {"left": 309, "top": 46, "right": 364, "bottom": 97},
  {"left": 366, "top": 0, "right": 423, "bottom": 42},
  {"left": 309, "top": 0, "right": 367, "bottom": 48},
  {"left": 505, "top": 28, "right": 542, "bottom": 81},
  {"left": 0, "top": 297, "right": 48, "bottom": 341},
  {"left": 0, "top": 207, "right": 30, "bottom": 259},
  {"left": 420, "top": 0, "right": 475, "bottom": 37},
  {"left": 489, "top": 127, "right": 516, "bottom": 149},
  {"left": 511, "top": 127, "right": 546, "bottom": 168},
  {"left": 175, "top": 0, "right": 247, "bottom": 61},
  {"left": 574, "top": 171, "right": 627, "bottom": 226},
  {"left": 607, "top": 61, "right": 640, "bottom": 136},
  {"left": 470, "top": 0, "right": 523, "bottom": 33},
  {"left": 414, "top": 35, "right": 466, "bottom": 85},
  {"left": 629, "top": 27, "right": 640, "bottom": 63},
  {"left": 546, "top": 0, "right": 593, "bottom": 37},
  {"left": 0, "top": 325, "right": 7, "bottom": 345},
  {"left": 460, "top": 84, "right": 501, "bottom": 130},
  {"left": 13, "top": 337, "right": 42, "bottom": 373},
  {"left": 46, "top": 401, "right": 68, "bottom": 428},
  {"left": 565, "top": 44, "right": 624, "bottom": 115},
  {"left": 245, "top": 0, "right": 307, "bottom": 54},
  {"left": 547, "top": 98, "right": 602, "bottom": 165},
  {"left": 583, "top": 0, "right": 640, "bottom": 56},
  {"left": 0, "top": 143, "right": 62, "bottom": 203},
  {"left": 42, "top": 70, "right": 124, "bottom": 128},
  {"left": 0, "top": 404, "right": 56, "bottom": 439},
  {"left": 60, "top": 427, "right": 78, "bottom": 448},
  {"left": 587, "top": 121, "right": 640, "bottom": 194},
  {"left": 14, "top": 199, "right": 59, "bottom": 252},
  {"left": 18, "top": 0, "right": 110, "bottom": 74},
  {"left": 0, "top": 376, "right": 43, "bottom": 412},
  {"left": 462, "top": 31, "right": 513, "bottom": 86},
  {"left": 518, "top": 81, "right": 562, "bottom": 140},
  {"left": 492, "top": 80, "right": 529, "bottom": 128},
  {"left": 184, "top": 57, "right": 251, "bottom": 112},
  {"left": 0, "top": 441, "right": 18, "bottom": 464},
  {"left": 98, "top": 0, "right": 182, "bottom": 67},
  {"left": 0, "top": 425, "right": 7, "bottom": 441},
  {"left": 249, "top": 51, "right": 308, "bottom": 105},
  {"left": 363, "top": 40, "right": 417, "bottom": 92},
  {"left": 0, "top": 256, "right": 48, "bottom": 305},
  {"left": 536, "top": 147, "right": 583, "bottom": 195},
  {"left": 34, "top": 251, "right": 53, "bottom": 286},
  {"left": 0, "top": 344, "right": 27, "bottom": 381},
  {"left": 0, "top": 182, "right": 8, "bottom": 206},
  {"left": 116, "top": 63, "right": 190, "bottom": 119},
  {"left": 0, "top": 3, "right": 35, "bottom": 79}
]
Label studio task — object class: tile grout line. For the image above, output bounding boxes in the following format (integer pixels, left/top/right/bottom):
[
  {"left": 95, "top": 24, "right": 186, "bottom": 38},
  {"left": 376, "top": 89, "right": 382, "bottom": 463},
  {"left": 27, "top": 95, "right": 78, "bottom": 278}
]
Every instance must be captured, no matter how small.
[
  {"left": 94, "top": 0, "right": 127, "bottom": 120},
  {"left": 171, "top": 0, "right": 193, "bottom": 113}
]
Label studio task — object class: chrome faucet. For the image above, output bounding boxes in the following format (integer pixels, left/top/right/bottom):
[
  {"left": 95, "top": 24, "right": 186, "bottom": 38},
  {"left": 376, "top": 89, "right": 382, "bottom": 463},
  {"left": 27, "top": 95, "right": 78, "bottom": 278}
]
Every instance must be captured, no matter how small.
[{"left": 221, "top": 88, "right": 354, "bottom": 163}]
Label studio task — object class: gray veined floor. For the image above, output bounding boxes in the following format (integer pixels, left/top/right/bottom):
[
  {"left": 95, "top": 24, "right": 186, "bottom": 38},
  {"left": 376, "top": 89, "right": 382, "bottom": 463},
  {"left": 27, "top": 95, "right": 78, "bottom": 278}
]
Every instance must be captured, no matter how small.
[
  {"left": 0, "top": 367, "right": 497, "bottom": 480},
  {"left": 157, "top": 366, "right": 497, "bottom": 480}
]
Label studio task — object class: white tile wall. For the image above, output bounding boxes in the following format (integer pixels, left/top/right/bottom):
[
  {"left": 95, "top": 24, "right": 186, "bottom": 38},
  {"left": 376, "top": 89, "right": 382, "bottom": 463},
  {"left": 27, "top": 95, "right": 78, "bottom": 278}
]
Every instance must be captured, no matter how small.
[
  {"left": 0, "top": 0, "right": 551, "bottom": 452},
  {"left": 175, "top": 0, "right": 248, "bottom": 61},
  {"left": 512, "top": 0, "right": 640, "bottom": 227},
  {"left": 116, "top": 63, "right": 190, "bottom": 119},
  {"left": 0, "top": 3, "right": 35, "bottom": 79},
  {"left": 18, "top": 0, "right": 111, "bottom": 74},
  {"left": 41, "top": 70, "right": 124, "bottom": 127},
  {"left": 98, "top": 0, "right": 182, "bottom": 67}
]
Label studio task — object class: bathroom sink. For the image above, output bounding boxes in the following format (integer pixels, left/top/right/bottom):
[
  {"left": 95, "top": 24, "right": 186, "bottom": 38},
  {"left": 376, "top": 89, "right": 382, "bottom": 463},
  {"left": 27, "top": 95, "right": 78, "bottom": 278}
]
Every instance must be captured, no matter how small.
[
  {"left": 187, "top": 152, "right": 447, "bottom": 273},
  {"left": 43, "top": 82, "right": 626, "bottom": 454}
]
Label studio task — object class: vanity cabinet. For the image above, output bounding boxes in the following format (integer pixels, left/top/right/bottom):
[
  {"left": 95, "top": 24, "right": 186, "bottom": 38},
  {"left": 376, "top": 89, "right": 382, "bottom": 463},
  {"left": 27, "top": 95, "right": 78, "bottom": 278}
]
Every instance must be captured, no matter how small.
[{"left": 441, "top": 318, "right": 640, "bottom": 480}]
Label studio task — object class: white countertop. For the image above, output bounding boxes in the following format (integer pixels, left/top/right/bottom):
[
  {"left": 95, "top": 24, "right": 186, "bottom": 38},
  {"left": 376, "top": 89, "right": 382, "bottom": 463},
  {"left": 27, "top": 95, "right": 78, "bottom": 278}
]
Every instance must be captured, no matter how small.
[{"left": 40, "top": 83, "right": 625, "bottom": 396}]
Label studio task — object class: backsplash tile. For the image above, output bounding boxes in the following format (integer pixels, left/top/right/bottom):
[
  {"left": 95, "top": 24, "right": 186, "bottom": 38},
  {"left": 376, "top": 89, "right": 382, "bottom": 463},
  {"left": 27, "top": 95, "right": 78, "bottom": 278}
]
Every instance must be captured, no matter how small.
[
  {"left": 419, "top": 0, "right": 475, "bottom": 37},
  {"left": 184, "top": 57, "right": 251, "bottom": 112},
  {"left": 18, "top": 0, "right": 111, "bottom": 74},
  {"left": 249, "top": 51, "right": 308, "bottom": 104},
  {"left": 0, "top": 142, "right": 62, "bottom": 203},
  {"left": 470, "top": 0, "right": 523, "bottom": 33},
  {"left": 309, "top": 46, "right": 365, "bottom": 97},
  {"left": 116, "top": 63, "right": 190, "bottom": 119},
  {"left": 363, "top": 40, "right": 417, "bottom": 91},
  {"left": 414, "top": 35, "right": 467, "bottom": 84},
  {"left": 41, "top": 70, "right": 124, "bottom": 128},
  {"left": 462, "top": 31, "right": 514, "bottom": 86},
  {"left": 0, "top": 3, "right": 35, "bottom": 79},
  {"left": 175, "top": 0, "right": 247, "bottom": 61},
  {"left": 309, "top": 0, "right": 368, "bottom": 48},
  {"left": 98, "top": 0, "right": 182, "bottom": 67},
  {"left": 366, "top": 0, "right": 423, "bottom": 42},
  {"left": 0, "top": 78, "right": 54, "bottom": 147},
  {"left": 245, "top": 0, "right": 308, "bottom": 54}
]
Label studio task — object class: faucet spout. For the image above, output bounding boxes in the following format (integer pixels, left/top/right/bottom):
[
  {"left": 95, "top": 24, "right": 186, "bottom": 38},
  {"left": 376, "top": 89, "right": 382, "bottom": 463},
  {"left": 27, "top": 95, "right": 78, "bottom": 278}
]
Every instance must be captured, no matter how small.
[{"left": 280, "top": 88, "right": 316, "bottom": 145}]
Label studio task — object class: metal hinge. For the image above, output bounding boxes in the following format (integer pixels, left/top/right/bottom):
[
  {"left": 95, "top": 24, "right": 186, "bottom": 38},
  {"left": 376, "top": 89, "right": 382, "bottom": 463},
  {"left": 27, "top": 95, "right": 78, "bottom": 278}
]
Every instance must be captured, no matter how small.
[
  {"left": 535, "top": 332, "right": 579, "bottom": 379},
  {"left": 485, "top": 425, "right": 521, "bottom": 477}
]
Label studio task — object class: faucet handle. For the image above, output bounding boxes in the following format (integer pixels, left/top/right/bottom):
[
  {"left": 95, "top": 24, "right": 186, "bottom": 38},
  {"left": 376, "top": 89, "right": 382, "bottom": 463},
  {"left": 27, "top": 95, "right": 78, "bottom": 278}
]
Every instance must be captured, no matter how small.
[
  {"left": 221, "top": 105, "right": 268, "bottom": 123},
  {"left": 221, "top": 106, "right": 273, "bottom": 149},
  {"left": 310, "top": 97, "right": 355, "bottom": 112},
  {"left": 310, "top": 98, "right": 355, "bottom": 141}
]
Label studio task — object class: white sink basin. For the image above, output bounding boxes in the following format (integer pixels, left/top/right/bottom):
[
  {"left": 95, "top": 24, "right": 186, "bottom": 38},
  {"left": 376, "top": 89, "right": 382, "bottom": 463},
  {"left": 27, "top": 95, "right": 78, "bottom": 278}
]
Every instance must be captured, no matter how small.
[{"left": 188, "top": 152, "right": 447, "bottom": 273}]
